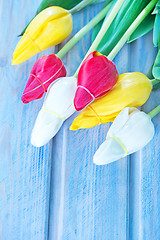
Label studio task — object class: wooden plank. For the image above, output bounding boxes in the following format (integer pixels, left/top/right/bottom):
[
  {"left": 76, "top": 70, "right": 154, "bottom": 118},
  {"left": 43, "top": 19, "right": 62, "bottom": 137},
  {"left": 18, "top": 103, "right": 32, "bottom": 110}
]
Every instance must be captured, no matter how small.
[
  {"left": 1, "top": 1, "right": 159, "bottom": 239},
  {"left": 48, "top": 4, "right": 130, "bottom": 240},
  {"left": 0, "top": 1, "right": 53, "bottom": 239},
  {"left": 129, "top": 33, "right": 160, "bottom": 240}
]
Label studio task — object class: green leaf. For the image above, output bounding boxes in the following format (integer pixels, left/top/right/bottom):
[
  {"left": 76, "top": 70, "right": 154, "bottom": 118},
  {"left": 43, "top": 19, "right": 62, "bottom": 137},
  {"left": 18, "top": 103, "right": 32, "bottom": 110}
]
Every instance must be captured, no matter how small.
[
  {"left": 153, "top": 12, "right": 160, "bottom": 47},
  {"left": 152, "top": 79, "right": 160, "bottom": 90},
  {"left": 37, "top": 0, "right": 105, "bottom": 13},
  {"left": 91, "top": 0, "right": 115, "bottom": 43},
  {"left": 92, "top": 0, "right": 153, "bottom": 55},
  {"left": 152, "top": 0, "right": 160, "bottom": 14},
  {"left": 147, "top": 62, "right": 154, "bottom": 79},
  {"left": 91, "top": 0, "right": 107, "bottom": 4},
  {"left": 127, "top": 13, "right": 155, "bottom": 43},
  {"left": 37, "top": 0, "right": 83, "bottom": 13},
  {"left": 153, "top": 49, "right": 160, "bottom": 79}
]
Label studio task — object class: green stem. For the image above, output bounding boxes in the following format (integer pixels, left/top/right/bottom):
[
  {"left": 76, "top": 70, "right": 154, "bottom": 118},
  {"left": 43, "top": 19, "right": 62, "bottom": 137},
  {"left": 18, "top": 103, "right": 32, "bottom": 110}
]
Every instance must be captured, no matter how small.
[
  {"left": 148, "top": 104, "right": 160, "bottom": 119},
  {"left": 57, "top": 2, "right": 112, "bottom": 59},
  {"left": 69, "top": 0, "right": 94, "bottom": 15},
  {"left": 151, "top": 78, "right": 160, "bottom": 85},
  {"left": 73, "top": 0, "right": 125, "bottom": 77},
  {"left": 108, "top": 0, "right": 158, "bottom": 60},
  {"left": 150, "top": 78, "right": 160, "bottom": 89}
]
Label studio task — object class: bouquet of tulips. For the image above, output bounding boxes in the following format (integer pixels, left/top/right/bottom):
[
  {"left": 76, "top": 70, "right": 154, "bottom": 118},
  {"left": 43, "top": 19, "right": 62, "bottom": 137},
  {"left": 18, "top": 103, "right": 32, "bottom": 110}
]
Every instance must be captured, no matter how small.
[{"left": 12, "top": 0, "right": 160, "bottom": 165}]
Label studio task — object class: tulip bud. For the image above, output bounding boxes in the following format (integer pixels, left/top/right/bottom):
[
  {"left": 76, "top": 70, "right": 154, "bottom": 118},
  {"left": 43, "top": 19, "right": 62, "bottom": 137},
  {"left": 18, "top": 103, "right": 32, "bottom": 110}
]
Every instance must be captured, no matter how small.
[
  {"left": 12, "top": 7, "right": 73, "bottom": 65},
  {"left": 74, "top": 51, "right": 118, "bottom": 111},
  {"left": 21, "top": 54, "right": 66, "bottom": 103},
  {"left": 31, "top": 77, "right": 76, "bottom": 147},
  {"left": 93, "top": 107, "right": 155, "bottom": 165},
  {"left": 70, "top": 72, "right": 152, "bottom": 130}
]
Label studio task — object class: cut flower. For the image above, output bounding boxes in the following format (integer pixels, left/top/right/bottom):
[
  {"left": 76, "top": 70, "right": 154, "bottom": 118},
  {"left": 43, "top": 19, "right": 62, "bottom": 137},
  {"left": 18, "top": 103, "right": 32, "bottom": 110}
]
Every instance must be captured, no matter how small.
[
  {"left": 31, "top": 77, "right": 77, "bottom": 147},
  {"left": 93, "top": 107, "right": 155, "bottom": 165},
  {"left": 70, "top": 72, "right": 152, "bottom": 130},
  {"left": 21, "top": 54, "right": 66, "bottom": 103},
  {"left": 12, "top": 6, "right": 73, "bottom": 65},
  {"left": 74, "top": 51, "right": 118, "bottom": 111}
]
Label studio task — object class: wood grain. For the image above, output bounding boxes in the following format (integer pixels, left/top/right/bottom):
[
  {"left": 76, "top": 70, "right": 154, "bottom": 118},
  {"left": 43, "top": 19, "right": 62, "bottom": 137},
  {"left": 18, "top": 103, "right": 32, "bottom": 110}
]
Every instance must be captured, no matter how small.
[
  {"left": 49, "top": 4, "right": 131, "bottom": 240},
  {"left": 0, "top": 1, "right": 159, "bottom": 240},
  {"left": 0, "top": 0, "right": 53, "bottom": 239},
  {"left": 129, "top": 32, "right": 160, "bottom": 240},
  {"left": 129, "top": 34, "right": 159, "bottom": 240}
]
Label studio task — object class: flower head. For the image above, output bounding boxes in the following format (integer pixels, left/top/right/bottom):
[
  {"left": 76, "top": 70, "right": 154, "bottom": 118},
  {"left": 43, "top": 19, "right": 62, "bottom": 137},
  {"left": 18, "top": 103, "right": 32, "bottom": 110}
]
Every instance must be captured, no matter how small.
[
  {"left": 70, "top": 72, "right": 152, "bottom": 130},
  {"left": 21, "top": 54, "right": 66, "bottom": 103},
  {"left": 12, "top": 7, "right": 73, "bottom": 65},
  {"left": 31, "top": 77, "right": 76, "bottom": 147},
  {"left": 93, "top": 107, "right": 155, "bottom": 165},
  {"left": 74, "top": 51, "right": 118, "bottom": 111}
]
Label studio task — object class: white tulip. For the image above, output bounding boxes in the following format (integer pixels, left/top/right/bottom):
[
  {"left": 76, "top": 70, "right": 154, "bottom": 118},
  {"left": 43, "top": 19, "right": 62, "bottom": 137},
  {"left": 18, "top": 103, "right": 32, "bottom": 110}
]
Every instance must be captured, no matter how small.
[
  {"left": 93, "top": 107, "right": 155, "bottom": 165},
  {"left": 31, "top": 77, "right": 77, "bottom": 147}
]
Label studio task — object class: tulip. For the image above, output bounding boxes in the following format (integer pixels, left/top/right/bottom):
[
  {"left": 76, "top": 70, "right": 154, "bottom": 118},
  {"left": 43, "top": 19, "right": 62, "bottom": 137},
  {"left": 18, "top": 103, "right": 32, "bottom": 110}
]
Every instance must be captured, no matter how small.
[
  {"left": 31, "top": 77, "right": 77, "bottom": 147},
  {"left": 70, "top": 72, "right": 152, "bottom": 130},
  {"left": 21, "top": 54, "right": 66, "bottom": 103},
  {"left": 93, "top": 107, "right": 155, "bottom": 165},
  {"left": 12, "top": 7, "right": 73, "bottom": 65},
  {"left": 74, "top": 51, "right": 118, "bottom": 111}
]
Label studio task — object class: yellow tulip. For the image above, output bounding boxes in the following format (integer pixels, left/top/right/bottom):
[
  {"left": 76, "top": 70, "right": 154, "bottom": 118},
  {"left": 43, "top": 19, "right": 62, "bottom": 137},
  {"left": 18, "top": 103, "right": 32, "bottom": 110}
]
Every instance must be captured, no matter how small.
[
  {"left": 70, "top": 72, "right": 152, "bottom": 130},
  {"left": 12, "top": 7, "right": 72, "bottom": 65}
]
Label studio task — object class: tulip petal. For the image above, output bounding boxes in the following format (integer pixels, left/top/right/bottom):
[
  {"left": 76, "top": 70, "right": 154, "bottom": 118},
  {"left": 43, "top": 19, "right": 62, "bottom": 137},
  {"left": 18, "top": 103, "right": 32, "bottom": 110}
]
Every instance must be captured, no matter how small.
[
  {"left": 114, "top": 110, "right": 155, "bottom": 154},
  {"left": 107, "top": 107, "right": 139, "bottom": 137},
  {"left": 12, "top": 7, "right": 73, "bottom": 64},
  {"left": 93, "top": 137, "right": 126, "bottom": 165},
  {"left": 21, "top": 54, "right": 66, "bottom": 103},
  {"left": 31, "top": 110, "right": 63, "bottom": 147},
  {"left": 74, "top": 86, "right": 95, "bottom": 111},
  {"left": 31, "top": 77, "right": 77, "bottom": 147},
  {"left": 74, "top": 51, "right": 118, "bottom": 111},
  {"left": 70, "top": 72, "right": 152, "bottom": 130},
  {"left": 93, "top": 107, "right": 155, "bottom": 165}
]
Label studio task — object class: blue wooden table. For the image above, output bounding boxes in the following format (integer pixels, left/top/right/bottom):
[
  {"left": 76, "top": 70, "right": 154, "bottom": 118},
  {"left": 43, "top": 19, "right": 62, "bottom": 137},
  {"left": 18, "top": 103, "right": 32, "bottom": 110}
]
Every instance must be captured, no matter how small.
[{"left": 0, "top": 1, "right": 159, "bottom": 239}]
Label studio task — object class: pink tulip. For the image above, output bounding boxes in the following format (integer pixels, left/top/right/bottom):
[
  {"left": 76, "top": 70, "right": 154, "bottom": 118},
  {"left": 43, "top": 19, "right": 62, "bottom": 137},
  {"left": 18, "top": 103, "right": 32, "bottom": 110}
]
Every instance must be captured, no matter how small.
[
  {"left": 21, "top": 54, "right": 66, "bottom": 103},
  {"left": 74, "top": 51, "right": 118, "bottom": 111}
]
